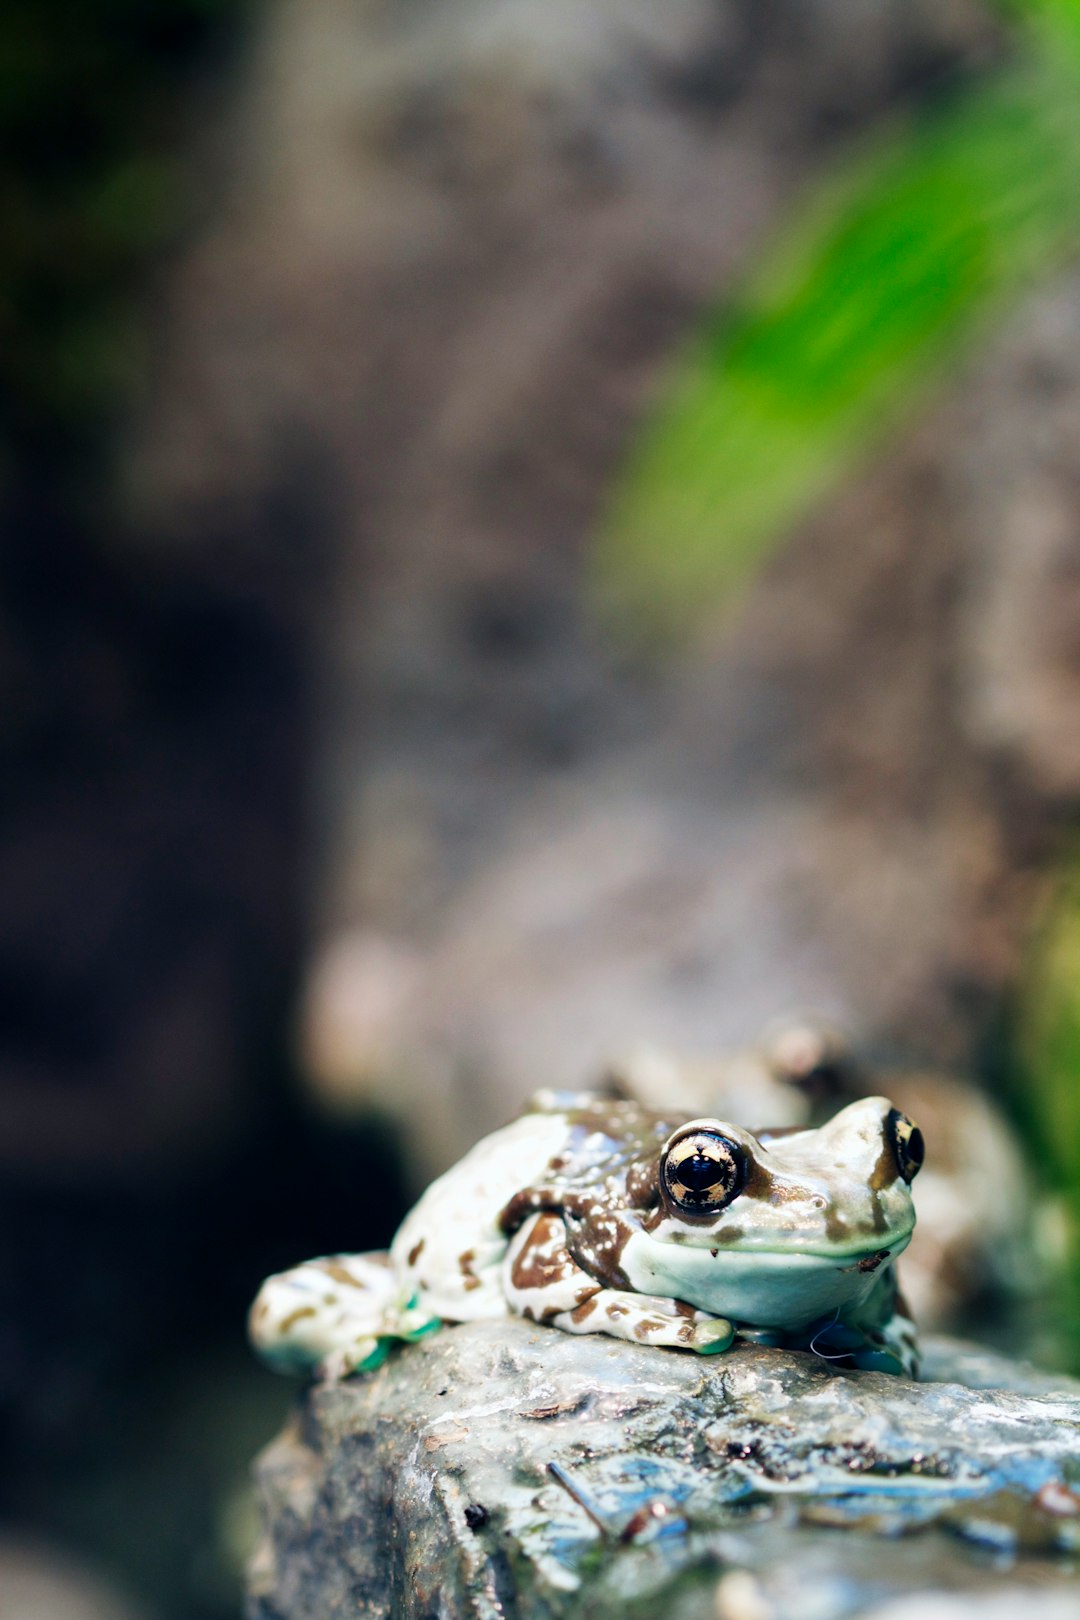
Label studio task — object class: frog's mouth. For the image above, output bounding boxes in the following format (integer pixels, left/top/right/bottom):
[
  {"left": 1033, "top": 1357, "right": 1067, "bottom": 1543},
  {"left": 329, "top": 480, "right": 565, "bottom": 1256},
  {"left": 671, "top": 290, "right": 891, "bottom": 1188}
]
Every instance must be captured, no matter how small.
[{"left": 621, "top": 1227, "right": 913, "bottom": 1331}]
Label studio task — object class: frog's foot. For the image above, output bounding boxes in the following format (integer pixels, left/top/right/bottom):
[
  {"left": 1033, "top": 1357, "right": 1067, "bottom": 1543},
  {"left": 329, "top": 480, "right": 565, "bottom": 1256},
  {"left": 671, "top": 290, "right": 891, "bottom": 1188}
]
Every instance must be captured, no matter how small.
[
  {"left": 859, "top": 1297, "right": 919, "bottom": 1378},
  {"left": 552, "top": 1288, "right": 734, "bottom": 1353},
  {"left": 249, "top": 1252, "right": 440, "bottom": 1379},
  {"left": 805, "top": 1304, "right": 919, "bottom": 1379},
  {"left": 504, "top": 1212, "right": 735, "bottom": 1353}
]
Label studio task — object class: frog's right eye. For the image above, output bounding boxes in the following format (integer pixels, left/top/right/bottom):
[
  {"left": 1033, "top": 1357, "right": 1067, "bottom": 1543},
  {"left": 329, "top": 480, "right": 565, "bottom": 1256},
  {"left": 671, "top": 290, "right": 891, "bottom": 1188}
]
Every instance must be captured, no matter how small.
[{"left": 660, "top": 1126, "right": 747, "bottom": 1219}]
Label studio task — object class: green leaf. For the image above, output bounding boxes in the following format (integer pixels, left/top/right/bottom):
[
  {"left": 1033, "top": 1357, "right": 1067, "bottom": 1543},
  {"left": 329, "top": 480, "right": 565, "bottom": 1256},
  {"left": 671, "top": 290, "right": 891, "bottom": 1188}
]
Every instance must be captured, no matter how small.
[{"left": 594, "top": 5, "right": 1080, "bottom": 642}]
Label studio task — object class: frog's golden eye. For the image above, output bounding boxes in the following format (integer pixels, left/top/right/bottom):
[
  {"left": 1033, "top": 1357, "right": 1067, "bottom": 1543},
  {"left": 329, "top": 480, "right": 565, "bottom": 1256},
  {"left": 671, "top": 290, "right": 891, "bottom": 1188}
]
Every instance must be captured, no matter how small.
[
  {"left": 887, "top": 1108, "right": 925, "bottom": 1184},
  {"left": 660, "top": 1127, "right": 746, "bottom": 1218}
]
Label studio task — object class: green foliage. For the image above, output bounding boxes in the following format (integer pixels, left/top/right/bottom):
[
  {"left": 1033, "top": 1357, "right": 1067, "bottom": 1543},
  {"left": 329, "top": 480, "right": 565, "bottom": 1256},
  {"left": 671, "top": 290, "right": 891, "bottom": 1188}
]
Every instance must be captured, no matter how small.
[
  {"left": 0, "top": 0, "right": 248, "bottom": 448},
  {"left": 1014, "top": 858, "right": 1080, "bottom": 1188},
  {"left": 1012, "top": 850, "right": 1080, "bottom": 1350},
  {"left": 594, "top": 0, "right": 1080, "bottom": 642}
]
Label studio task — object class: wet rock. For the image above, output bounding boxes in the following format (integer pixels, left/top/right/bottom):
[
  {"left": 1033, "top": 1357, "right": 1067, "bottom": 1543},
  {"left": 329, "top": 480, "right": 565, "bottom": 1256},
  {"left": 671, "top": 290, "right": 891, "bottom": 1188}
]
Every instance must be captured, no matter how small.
[
  {"left": 247, "top": 1320, "right": 1080, "bottom": 1620},
  {"left": 860, "top": 1598, "right": 1080, "bottom": 1620}
]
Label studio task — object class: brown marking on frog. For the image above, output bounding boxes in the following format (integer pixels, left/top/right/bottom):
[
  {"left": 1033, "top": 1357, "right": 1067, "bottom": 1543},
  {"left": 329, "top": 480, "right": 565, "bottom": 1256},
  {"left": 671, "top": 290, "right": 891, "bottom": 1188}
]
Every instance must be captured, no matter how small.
[
  {"left": 562, "top": 1195, "right": 635, "bottom": 1290},
  {"left": 570, "top": 1296, "right": 598, "bottom": 1323},
  {"left": 869, "top": 1134, "right": 899, "bottom": 1192},
  {"left": 278, "top": 1305, "right": 317, "bottom": 1334},
  {"left": 319, "top": 1260, "right": 374, "bottom": 1289},
  {"left": 713, "top": 1224, "right": 745, "bottom": 1245},
  {"left": 634, "top": 1317, "right": 667, "bottom": 1340},
  {"left": 406, "top": 1239, "right": 425, "bottom": 1267},
  {"left": 509, "top": 1214, "right": 576, "bottom": 1292},
  {"left": 501, "top": 1182, "right": 636, "bottom": 1287},
  {"left": 739, "top": 1155, "right": 775, "bottom": 1201},
  {"left": 498, "top": 1186, "right": 559, "bottom": 1235},
  {"left": 862, "top": 1134, "right": 898, "bottom": 1233},
  {"left": 458, "top": 1247, "right": 482, "bottom": 1291},
  {"left": 625, "top": 1154, "right": 660, "bottom": 1208},
  {"left": 741, "top": 1156, "right": 811, "bottom": 1207}
]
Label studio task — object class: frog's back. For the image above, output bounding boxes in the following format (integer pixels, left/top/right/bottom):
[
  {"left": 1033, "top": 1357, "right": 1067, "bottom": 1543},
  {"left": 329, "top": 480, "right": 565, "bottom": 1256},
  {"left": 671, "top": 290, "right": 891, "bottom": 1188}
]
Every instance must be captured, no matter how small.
[{"left": 390, "top": 1109, "right": 572, "bottom": 1321}]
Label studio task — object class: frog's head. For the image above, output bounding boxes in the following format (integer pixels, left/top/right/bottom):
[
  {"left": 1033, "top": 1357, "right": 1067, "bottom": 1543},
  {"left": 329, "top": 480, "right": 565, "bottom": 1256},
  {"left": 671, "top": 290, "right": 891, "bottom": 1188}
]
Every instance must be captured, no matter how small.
[{"left": 621, "top": 1097, "right": 923, "bottom": 1331}]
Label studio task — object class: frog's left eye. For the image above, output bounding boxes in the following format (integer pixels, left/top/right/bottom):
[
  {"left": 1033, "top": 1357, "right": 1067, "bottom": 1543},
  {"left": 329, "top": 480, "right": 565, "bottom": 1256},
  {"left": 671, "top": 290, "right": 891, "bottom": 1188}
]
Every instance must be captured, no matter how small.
[
  {"left": 660, "top": 1127, "right": 746, "bottom": 1218},
  {"left": 887, "top": 1109, "right": 925, "bottom": 1184}
]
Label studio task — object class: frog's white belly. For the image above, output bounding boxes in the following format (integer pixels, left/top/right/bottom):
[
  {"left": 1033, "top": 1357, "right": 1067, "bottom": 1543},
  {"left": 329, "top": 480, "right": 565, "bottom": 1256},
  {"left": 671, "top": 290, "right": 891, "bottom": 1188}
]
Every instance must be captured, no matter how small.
[
  {"left": 391, "top": 1112, "right": 568, "bottom": 1321},
  {"left": 621, "top": 1229, "right": 913, "bottom": 1330}
]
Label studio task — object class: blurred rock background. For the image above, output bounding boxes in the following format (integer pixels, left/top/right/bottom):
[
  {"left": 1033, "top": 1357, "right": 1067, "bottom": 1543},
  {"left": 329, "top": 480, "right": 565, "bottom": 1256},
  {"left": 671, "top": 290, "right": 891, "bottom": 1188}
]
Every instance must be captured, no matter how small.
[{"left": 4, "top": 1, "right": 1080, "bottom": 1616}]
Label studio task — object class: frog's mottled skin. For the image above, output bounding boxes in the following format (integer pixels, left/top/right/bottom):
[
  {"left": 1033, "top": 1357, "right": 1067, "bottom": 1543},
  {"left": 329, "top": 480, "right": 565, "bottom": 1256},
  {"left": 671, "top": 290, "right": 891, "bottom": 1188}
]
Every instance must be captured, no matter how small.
[{"left": 250, "top": 1093, "right": 921, "bottom": 1380}]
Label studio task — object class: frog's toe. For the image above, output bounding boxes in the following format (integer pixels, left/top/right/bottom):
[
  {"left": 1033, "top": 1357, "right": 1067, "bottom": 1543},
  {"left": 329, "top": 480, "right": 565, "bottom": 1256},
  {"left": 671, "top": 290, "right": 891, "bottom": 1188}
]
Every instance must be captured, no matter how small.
[
  {"left": 393, "top": 1293, "right": 442, "bottom": 1343},
  {"left": 400, "top": 1315, "right": 442, "bottom": 1343},
  {"left": 316, "top": 1338, "right": 388, "bottom": 1381},
  {"left": 850, "top": 1345, "right": 907, "bottom": 1376},
  {"left": 689, "top": 1317, "right": 735, "bottom": 1354},
  {"left": 735, "top": 1327, "right": 784, "bottom": 1348}
]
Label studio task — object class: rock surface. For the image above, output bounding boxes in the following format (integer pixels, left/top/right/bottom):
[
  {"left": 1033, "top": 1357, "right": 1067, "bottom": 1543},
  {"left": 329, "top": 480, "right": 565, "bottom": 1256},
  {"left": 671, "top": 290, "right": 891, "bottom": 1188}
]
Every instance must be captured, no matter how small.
[{"left": 247, "top": 1320, "right": 1080, "bottom": 1620}]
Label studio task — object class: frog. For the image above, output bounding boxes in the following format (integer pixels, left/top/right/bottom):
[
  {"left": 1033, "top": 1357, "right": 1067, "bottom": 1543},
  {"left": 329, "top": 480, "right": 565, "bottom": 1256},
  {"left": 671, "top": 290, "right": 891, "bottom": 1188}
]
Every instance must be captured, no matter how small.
[
  {"left": 249, "top": 1091, "right": 924, "bottom": 1381},
  {"left": 605, "top": 1017, "right": 1031, "bottom": 1333}
]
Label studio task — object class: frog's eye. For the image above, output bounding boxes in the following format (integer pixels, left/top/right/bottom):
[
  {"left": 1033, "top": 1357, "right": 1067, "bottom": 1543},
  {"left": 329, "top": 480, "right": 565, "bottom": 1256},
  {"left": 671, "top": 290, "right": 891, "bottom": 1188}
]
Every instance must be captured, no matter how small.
[
  {"left": 887, "top": 1108, "right": 925, "bottom": 1184},
  {"left": 660, "top": 1127, "right": 746, "bottom": 1218}
]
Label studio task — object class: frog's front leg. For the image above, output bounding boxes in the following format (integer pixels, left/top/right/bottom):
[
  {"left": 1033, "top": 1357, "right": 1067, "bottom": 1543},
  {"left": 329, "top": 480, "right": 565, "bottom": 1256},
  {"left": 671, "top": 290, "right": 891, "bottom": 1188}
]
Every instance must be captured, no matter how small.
[
  {"left": 504, "top": 1213, "right": 734, "bottom": 1354},
  {"left": 249, "top": 1252, "right": 439, "bottom": 1379}
]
